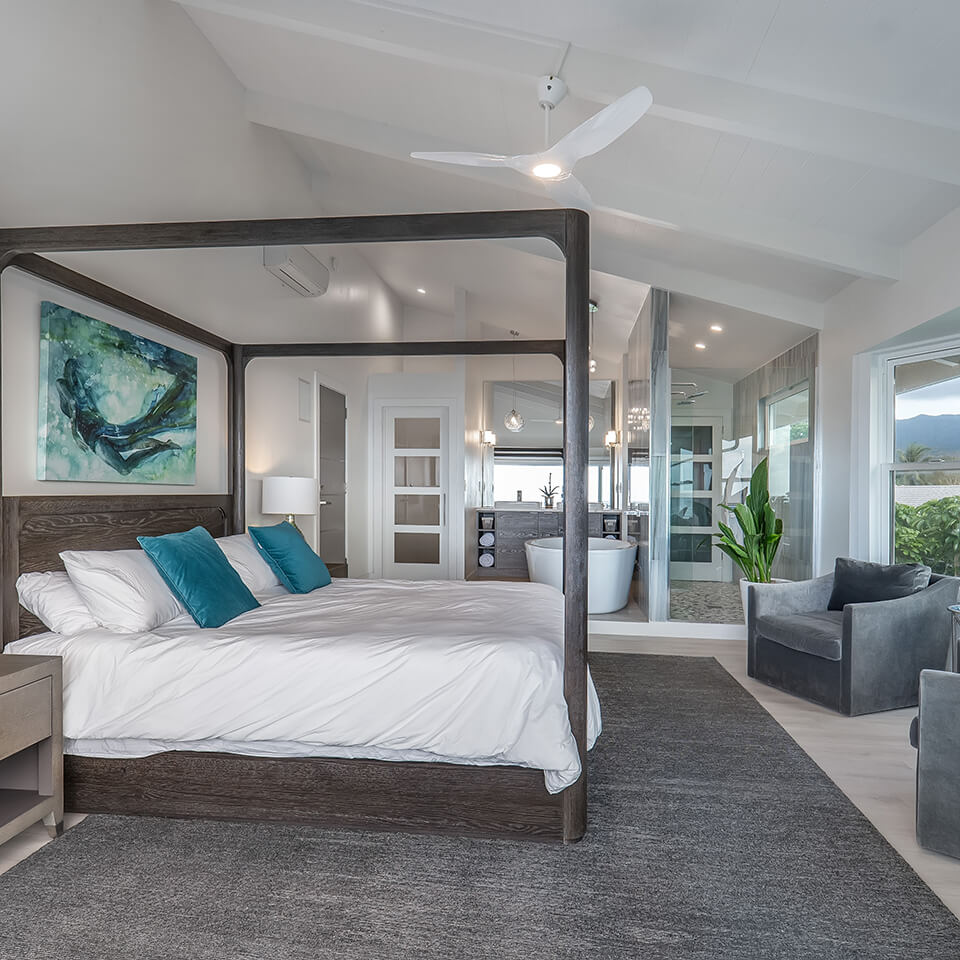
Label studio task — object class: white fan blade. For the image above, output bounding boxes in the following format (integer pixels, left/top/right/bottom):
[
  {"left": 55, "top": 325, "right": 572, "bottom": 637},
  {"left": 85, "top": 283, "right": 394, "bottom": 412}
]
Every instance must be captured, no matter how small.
[
  {"left": 411, "top": 151, "right": 511, "bottom": 168},
  {"left": 541, "top": 174, "right": 594, "bottom": 211},
  {"left": 551, "top": 85, "right": 653, "bottom": 166}
]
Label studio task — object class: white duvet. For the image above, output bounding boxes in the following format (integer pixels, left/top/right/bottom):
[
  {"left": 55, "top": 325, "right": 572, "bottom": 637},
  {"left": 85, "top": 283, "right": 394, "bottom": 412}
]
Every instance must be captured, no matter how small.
[{"left": 6, "top": 578, "right": 601, "bottom": 793}]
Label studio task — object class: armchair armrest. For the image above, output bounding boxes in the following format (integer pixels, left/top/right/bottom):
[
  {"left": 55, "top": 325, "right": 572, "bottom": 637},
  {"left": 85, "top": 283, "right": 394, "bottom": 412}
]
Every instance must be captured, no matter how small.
[
  {"left": 843, "top": 577, "right": 960, "bottom": 715},
  {"left": 746, "top": 574, "right": 834, "bottom": 676}
]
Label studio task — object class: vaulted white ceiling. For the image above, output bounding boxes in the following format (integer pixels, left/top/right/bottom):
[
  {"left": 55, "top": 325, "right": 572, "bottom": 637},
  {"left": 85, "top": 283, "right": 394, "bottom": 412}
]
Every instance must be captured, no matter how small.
[{"left": 176, "top": 0, "right": 960, "bottom": 343}]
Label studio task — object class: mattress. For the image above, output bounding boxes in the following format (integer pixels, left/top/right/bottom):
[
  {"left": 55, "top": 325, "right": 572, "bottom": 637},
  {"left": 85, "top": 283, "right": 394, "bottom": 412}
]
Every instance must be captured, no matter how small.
[{"left": 6, "top": 578, "right": 601, "bottom": 793}]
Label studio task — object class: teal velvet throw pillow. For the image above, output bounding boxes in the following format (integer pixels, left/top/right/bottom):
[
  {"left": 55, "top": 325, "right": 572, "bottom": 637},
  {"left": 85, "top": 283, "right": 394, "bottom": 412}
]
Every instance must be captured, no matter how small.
[
  {"left": 248, "top": 521, "right": 332, "bottom": 593},
  {"left": 138, "top": 526, "right": 260, "bottom": 628}
]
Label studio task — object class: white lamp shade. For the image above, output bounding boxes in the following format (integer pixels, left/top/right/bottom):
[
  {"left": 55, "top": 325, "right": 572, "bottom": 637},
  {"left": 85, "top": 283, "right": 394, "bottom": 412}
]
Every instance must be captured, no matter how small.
[{"left": 261, "top": 476, "right": 317, "bottom": 516}]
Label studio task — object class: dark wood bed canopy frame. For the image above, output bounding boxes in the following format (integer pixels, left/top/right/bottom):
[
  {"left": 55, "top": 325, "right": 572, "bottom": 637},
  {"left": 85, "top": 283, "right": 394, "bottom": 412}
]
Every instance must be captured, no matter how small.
[{"left": 0, "top": 209, "right": 591, "bottom": 843}]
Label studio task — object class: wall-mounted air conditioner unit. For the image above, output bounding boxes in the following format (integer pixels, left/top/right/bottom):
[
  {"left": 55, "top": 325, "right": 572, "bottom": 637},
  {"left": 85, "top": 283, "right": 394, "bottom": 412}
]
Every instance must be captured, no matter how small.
[{"left": 263, "top": 246, "right": 330, "bottom": 297}]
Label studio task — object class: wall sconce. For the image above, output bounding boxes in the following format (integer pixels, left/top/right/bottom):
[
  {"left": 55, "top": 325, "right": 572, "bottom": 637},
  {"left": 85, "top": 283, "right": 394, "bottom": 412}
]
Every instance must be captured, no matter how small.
[
  {"left": 604, "top": 430, "right": 620, "bottom": 448},
  {"left": 482, "top": 430, "right": 497, "bottom": 446}
]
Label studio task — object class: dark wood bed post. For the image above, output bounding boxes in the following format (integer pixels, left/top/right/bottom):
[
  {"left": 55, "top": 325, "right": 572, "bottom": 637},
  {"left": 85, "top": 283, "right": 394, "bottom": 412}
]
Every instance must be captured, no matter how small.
[
  {"left": 561, "top": 209, "right": 590, "bottom": 843},
  {"left": 0, "top": 209, "right": 592, "bottom": 843}
]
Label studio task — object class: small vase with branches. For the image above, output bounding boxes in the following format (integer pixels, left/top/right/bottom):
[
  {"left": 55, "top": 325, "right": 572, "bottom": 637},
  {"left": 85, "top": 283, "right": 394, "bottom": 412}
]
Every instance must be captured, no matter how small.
[{"left": 540, "top": 473, "right": 560, "bottom": 510}]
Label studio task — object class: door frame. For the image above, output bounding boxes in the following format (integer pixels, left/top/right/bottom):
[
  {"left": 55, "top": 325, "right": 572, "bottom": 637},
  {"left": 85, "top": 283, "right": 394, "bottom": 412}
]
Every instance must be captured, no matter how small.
[
  {"left": 380, "top": 404, "right": 451, "bottom": 579},
  {"left": 313, "top": 371, "right": 349, "bottom": 573},
  {"left": 370, "top": 386, "right": 465, "bottom": 580}
]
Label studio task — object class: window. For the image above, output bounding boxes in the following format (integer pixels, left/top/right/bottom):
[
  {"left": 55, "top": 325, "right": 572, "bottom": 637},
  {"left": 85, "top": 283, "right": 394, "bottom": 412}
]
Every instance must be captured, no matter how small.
[
  {"left": 764, "top": 386, "right": 809, "bottom": 499},
  {"left": 492, "top": 455, "right": 613, "bottom": 507},
  {"left": 890, "top": 351, "right": 960, "bottom": 574}
]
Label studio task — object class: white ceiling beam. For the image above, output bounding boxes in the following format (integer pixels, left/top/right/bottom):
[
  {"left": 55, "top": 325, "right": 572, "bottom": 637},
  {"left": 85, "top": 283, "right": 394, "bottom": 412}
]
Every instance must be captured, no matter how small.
[
  {"left": 589, "top": 181, "right": 899, "bottom": 282},
  {"left": 180, "top": 0, "right": 960, "bottom": 188},
  {"left": 246, "top": 91, "right": 899, "bottom": 281},
  {"left": 496, "top": 238, "right": 824, "bottom": 330}
]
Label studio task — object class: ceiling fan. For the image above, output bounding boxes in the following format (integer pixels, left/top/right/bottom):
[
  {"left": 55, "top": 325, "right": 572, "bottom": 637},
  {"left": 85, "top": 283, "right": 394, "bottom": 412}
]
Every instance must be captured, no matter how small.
[
  {"left": 410, "top": 76, "right": 653, "bottom": 210},
  {"left": 672, "top": 382, "right": 709, "bottom": 405}
]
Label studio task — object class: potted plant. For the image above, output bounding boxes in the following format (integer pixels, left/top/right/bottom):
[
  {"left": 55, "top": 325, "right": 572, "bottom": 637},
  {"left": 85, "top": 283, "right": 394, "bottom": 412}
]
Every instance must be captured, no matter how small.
[
  {"left": 540, "top": 473, "right": 560, "bottom": 510},
  {"left": 708, "top": 457, "right": 784, "bottom": 623}
]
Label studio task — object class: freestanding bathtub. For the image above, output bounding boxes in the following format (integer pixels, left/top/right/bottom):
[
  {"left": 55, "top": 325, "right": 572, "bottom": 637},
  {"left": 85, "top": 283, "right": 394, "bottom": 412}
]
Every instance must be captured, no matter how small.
[{"left": 524, "top": 536, "right": 638, "bottom": 614}]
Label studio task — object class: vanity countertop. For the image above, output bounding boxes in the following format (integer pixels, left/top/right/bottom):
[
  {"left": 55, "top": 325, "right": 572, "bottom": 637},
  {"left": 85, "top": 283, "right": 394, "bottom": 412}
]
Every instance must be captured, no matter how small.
[{"left": 482, "top": 506, "right": 618, "bottom": 513}]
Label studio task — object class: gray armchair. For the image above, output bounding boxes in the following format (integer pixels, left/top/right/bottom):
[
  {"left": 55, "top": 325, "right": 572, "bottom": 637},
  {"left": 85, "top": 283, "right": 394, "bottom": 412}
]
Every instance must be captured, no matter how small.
[
  {"left": 747, "top": 570, "right": 960, "bottom": 716},
  {"left": 914, "top": 669, "right": 960, "bottom": 859}
]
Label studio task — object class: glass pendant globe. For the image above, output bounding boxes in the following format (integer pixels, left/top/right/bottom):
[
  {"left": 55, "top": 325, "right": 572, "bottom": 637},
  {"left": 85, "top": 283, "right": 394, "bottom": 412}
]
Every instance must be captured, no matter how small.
[{"left": 504, "top": 409, "right": 525, "bottom": 432}]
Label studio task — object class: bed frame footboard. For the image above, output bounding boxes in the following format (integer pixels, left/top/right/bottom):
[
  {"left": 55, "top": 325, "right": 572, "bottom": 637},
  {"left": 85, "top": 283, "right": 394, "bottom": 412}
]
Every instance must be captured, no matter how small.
[{"left": 65, "top": 752, "right": 568, "bottom": 841}]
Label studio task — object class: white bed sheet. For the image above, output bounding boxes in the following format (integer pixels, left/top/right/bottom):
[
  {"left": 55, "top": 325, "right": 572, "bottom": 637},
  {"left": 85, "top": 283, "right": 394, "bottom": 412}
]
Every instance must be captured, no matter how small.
[{"left": 6, "top": 578, "right": 601, "bottom": 793}]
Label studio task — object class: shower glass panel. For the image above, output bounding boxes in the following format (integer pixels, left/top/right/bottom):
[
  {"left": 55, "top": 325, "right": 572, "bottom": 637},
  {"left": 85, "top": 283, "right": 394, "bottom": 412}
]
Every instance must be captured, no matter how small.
[{"left": 763, "top": 383, "right": 812, "bottom": 581}]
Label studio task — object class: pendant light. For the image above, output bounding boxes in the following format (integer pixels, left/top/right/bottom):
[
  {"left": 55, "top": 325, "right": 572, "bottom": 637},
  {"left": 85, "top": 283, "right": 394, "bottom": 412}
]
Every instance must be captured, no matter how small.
[{"left": 504, "top": 330, "right": 525, "bottom": 433}]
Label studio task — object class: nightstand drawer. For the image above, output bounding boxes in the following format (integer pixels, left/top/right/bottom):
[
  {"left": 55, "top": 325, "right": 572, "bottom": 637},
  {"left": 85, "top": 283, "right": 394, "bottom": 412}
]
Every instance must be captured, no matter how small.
[{"left": 0, "top": 678, "right": 52, "bottom": 760}]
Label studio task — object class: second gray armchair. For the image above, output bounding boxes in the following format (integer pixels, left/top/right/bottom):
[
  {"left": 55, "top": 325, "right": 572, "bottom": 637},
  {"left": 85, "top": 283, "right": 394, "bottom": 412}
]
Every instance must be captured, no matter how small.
[{"left": 747, "top": 559, "right": 960, "bottom": 716}]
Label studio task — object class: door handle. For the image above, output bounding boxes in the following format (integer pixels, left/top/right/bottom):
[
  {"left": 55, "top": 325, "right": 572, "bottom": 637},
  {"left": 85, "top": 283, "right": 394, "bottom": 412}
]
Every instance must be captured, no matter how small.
[{"left": 319, "top": 500, "right": 330, "bottom": 506}]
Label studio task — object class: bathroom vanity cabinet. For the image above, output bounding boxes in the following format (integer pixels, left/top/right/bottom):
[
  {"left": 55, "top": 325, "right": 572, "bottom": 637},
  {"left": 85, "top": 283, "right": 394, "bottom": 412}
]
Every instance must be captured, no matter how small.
[{"left": 473, "top": 509, "right": 622, "bottom": 579}]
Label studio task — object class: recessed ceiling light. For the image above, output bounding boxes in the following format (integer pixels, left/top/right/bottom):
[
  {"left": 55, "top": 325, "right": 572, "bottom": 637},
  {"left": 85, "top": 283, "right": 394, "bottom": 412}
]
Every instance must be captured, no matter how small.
[
  {"left": 710, "top": 324, "right": 723, "bottom": 332},
  {"left": 694, "top": 342, "right": 707, "bottom": 350},
  {"left": 416, "top": 287, "right": 426, "bottom": 294}
]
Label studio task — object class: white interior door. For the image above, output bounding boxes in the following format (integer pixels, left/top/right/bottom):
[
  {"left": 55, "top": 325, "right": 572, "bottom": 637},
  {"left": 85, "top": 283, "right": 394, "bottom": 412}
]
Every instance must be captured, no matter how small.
[
  {"left": 669, "top": 416, "right": 724, "bottom": 581},
  {"left": 383, "top": 406, "right": 450, "bottom": 579}
]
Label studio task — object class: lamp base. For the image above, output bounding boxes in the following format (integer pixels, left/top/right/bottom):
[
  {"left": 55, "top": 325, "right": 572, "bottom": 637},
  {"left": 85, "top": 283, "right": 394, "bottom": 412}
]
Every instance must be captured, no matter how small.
[{"left": 284, "top": 514, "right": 301, "bottom": 533}]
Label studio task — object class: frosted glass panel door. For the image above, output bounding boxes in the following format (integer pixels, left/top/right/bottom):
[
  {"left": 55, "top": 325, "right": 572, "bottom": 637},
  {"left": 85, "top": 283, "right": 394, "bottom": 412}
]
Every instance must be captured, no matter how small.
[
  {"left": 669, "top": 417, "right": 723, "bottom": 581},
  {"left": 383, "top": 407, "right": 449, "bottom": 579}
]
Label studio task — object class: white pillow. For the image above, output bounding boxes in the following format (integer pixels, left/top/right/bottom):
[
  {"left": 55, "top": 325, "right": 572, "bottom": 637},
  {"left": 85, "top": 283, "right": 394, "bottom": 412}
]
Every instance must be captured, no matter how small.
[
  {"left": 16, "top": 571, "right": 99, "bottom": 636},
  {"left": 60, "top": 548, "right": 183, "bottom": 633},
  {"left": 215, "top": 533, "right": 283, "bottom": 593}
]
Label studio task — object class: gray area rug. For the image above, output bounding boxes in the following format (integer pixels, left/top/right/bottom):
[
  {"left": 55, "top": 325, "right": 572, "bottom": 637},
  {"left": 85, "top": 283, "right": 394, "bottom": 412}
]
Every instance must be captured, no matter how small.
[{"left": 1, "top": 654, "right": 957, "bottom": 960}]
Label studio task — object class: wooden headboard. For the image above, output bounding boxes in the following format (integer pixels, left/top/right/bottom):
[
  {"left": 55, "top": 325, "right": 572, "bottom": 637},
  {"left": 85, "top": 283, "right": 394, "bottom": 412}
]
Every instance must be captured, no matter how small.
[{"left": 1, "top": 494, "right": 234, "bottom": 646}]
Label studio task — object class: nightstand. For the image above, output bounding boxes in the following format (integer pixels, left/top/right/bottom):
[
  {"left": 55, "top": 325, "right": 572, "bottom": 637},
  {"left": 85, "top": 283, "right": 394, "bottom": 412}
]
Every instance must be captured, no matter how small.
[{"left": 0, "top": 655, "right": 63, "bottom": 844}]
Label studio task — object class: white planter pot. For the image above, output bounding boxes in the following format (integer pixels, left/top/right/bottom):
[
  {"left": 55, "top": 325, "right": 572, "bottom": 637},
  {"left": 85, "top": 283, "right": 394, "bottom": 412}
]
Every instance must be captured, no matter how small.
[{"left": 740, "top": 577, "right": 790, "bottom": 627}]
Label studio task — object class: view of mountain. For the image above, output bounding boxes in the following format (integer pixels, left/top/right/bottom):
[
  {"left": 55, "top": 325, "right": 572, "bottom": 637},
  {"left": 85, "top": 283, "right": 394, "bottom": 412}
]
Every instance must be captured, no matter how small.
[{"left": 895, "top": 414, "right": 960, "bottom": 458}]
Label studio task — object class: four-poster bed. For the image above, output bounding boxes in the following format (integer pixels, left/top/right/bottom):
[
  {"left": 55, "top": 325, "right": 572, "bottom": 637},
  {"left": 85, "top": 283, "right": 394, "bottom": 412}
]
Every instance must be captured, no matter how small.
[{"left": 0, "top": 209, "right": 592, "bottom": 842}]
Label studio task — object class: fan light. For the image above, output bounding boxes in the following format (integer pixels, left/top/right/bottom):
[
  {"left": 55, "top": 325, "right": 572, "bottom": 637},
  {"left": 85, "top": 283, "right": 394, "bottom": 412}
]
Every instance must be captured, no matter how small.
[
  {"left": 504, "top": 409, "right": 525, "bottom": 432},
  {"left": 532, "top": 162, "right": 563, "bottom": 179}
]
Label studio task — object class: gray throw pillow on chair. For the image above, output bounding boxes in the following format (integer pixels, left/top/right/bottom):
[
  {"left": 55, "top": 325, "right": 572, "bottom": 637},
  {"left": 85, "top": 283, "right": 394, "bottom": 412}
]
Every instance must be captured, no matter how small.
[{"left": 827, "top": 557, "right": 931, "bottom": 611}]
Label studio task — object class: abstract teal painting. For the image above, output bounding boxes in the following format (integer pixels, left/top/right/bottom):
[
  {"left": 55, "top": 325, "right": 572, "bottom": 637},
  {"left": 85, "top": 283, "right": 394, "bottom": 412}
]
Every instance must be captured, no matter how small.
[{"left": 37, "top": 302, "right": 198, "bottom": 484}]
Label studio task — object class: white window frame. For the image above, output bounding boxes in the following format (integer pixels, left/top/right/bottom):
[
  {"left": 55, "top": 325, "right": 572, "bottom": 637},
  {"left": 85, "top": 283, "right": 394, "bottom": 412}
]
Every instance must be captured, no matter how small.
[{"left": 852, "top": 334, "right": 960, "bottom": 563}]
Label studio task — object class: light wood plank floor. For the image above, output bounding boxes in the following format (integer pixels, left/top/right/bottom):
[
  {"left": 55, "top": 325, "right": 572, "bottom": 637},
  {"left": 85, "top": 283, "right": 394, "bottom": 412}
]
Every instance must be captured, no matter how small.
[{"left": 2, "top": 636, "right": 959, "bottom": 923}]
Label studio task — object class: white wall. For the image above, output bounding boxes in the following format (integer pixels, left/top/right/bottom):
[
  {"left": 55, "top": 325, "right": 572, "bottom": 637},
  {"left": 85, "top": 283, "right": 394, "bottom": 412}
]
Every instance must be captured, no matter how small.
[
  {"left": 0, "top": 0, "right": 314, "bottom": 226},
  {"left": 245, "top": 356, "right": 402, "bottom": 577},
  {"left": 1, "top": 267, "right": 228, "bottom": 495},
  {"left": 819, "top": 205, "right": 960, "bottom": 572},
  {"left": 0, "top": 0, "right": 408, "bottom": 543}
]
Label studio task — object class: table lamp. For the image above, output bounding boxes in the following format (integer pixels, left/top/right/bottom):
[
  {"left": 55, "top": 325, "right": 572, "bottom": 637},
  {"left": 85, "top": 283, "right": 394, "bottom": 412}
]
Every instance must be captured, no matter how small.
[{"left": 261, "top": 475, "right": 317, "bottom": 533}]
